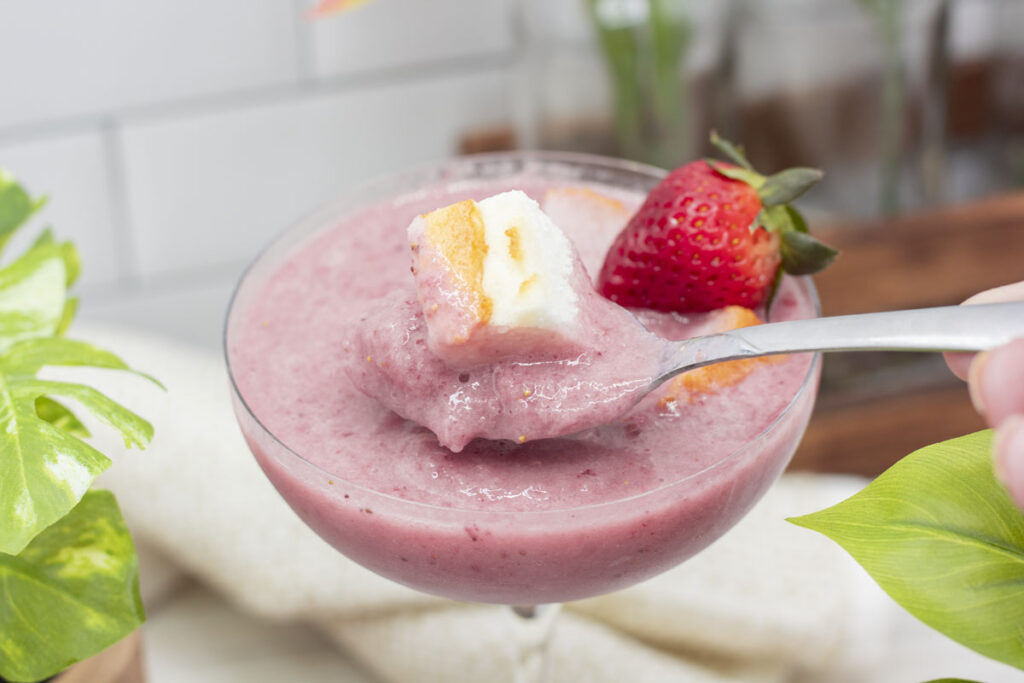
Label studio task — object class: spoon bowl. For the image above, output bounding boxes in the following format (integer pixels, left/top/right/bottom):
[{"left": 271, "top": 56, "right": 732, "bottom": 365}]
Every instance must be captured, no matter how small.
[{"left": 655, "top": 301, "right": 1024, "bottom": 392}]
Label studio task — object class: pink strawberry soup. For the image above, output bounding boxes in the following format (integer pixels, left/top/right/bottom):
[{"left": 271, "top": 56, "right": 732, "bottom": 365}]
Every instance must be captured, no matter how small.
[{"left": 226, "top": 154, "right": 820, "bottom": 605}]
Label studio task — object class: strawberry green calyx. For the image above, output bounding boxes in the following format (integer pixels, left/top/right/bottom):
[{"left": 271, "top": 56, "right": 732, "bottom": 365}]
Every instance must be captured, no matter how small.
[
  {"left": 706, "top": 131, "right": 837, "bottom": 277},
  {"left": 597, "top": 130, "right": 839, "bottom": 314}
]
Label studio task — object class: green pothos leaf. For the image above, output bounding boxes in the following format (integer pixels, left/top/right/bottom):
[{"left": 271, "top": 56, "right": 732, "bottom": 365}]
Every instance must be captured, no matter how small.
[
  {"left": 0, "top": 170, "right": 47, "bottom": 255},
  {"left": 0, "top": 168, "right": 157, "bottom": 679},
  {"left": 0, "top": 230, "right": 79, "bottom": 352},
  {"left": 0, "top": 338, "right": 156, "bottom": 556},
  {"left": 55, "top": 297, "right": 78, "bottom": 337},
  {"left": 2, "top": 337, "right": 163, "bottom": 389},
  {"left": 789, "top": 430, "right": 1024, "bottom": 672},
  {"left": 0, "top": 490, "right": 144, "bottom": 683},
  {"left": 35, "top": 397, "right": 90, "bottom": 439}
]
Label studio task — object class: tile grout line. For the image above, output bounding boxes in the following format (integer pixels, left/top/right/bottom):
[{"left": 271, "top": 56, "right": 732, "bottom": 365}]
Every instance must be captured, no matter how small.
[
  {"left": 0, "top": 50, "right": 518, "bottom": 146},
  {"left": 100, "top": 118, "right": 140, "bottom": 289},
  {"left": 79, "top": 259, "right": 247, "bottom": 306}
]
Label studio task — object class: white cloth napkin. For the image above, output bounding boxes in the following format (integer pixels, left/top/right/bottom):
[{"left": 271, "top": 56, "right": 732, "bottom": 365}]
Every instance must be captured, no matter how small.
[{"left": 80, "top": 324, "right": 890, "bottom": 683}]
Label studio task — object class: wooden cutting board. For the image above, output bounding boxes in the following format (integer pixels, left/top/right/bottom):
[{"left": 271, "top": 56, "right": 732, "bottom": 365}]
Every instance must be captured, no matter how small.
[
  {"left": 790, "top": 191, "right": 1024, "bottom": 476},
  {"left": 53, "top": 631, "right": 144, "bottom": 683}
]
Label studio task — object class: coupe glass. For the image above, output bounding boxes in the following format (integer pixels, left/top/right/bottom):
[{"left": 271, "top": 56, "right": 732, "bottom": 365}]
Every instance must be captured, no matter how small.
[{"left": 224, "top": 152, "right": 821, "bottom": 682}]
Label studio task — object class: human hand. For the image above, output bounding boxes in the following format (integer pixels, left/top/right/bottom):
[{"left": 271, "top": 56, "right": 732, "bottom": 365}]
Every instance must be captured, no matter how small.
[{"left": 945, "top": 281, "right": 1024, "bottom": 508}]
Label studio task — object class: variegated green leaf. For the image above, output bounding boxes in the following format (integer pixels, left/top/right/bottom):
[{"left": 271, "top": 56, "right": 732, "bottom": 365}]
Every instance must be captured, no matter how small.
[
  {"left": 0, "top": 490, "right": 144, "bottom": 683},
  {"left": 35, "top": 397, "right": 90, "bottom": 438},
  {"left": 0, "top": 232, "right": 78, "bottom": 352},
  {"left": 0, "top": 361, "right": 153, "bottom": 555},
  {"left": 1, "top": 337, "right": 163, "bottom": 389},
  {"left": 0, "top": 168, "right": 156, "bottom": 679},
  {"left": 55, "top": 296, "right": 78, "bottom": 336},
  {"left": 12, "top": 379, "right": 152, "bottom": 449},
  {"left": 0, "top": 169, "right": 47, "bottom": 255}
]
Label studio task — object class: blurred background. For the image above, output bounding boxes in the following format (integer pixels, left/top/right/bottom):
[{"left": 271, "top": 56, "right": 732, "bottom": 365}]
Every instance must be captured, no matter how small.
[{"left": 1, "top": 0, "right": 1020, "bottom": 476}]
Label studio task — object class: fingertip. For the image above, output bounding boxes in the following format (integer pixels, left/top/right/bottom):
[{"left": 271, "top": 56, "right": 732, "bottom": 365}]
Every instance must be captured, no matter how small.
[
  {"left": 993, "top": 415, "right": 1024, "bottom": 509},
  {"left": 945, "top": 281, "right": 1024, "bottom": 381},
  {"left": 972, "top": 339, "right": 1024, "bottom": 427},
  {"left": 944, "top": 351, "right": 974, "bottom": 382},
  {"left": 962, "top": 281, "right": 1024, "bottom": 306},
  {"left": 967, "top": 350, "right": 990, "bottom": 416}
]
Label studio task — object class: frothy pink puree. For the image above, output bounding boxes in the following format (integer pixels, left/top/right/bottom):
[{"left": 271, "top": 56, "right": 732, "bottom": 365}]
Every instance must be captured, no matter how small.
[{"left": 228, "top": 175, "right": 819, "bottom": 604}]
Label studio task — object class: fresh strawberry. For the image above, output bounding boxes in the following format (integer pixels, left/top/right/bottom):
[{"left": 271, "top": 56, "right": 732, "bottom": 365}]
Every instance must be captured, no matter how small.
[{"left": 597, "top": 132, "right": 836, "bottom": 313}]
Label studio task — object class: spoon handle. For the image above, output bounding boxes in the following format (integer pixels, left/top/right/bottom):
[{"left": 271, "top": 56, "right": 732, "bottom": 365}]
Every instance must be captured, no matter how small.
[
  {"left": 660, "top": 302, "right": 1024, "bottom": 385},
  {"left": 736, "top": 302, "right": 1024, "bottom": 355}
]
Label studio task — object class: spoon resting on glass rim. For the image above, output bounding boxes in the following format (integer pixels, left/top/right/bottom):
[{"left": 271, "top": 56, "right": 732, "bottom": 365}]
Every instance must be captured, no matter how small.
[{"left": 348, "top": 295, "right": 1024, "bottom": 452}]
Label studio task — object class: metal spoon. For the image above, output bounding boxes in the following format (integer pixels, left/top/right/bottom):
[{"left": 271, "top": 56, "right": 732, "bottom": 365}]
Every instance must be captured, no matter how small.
[{"left": 654, "top": 301, "right": 1024, "bottom": 391}]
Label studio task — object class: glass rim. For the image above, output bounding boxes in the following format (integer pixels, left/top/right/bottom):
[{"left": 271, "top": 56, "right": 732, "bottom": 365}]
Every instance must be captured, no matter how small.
[{"left": 223, "top": 149, "right": 822, "bottom": 516}]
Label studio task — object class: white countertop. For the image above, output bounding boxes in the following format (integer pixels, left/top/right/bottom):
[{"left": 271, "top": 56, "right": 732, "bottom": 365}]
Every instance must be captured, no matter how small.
[{"left": 139, "top": 578, "right": 1020, "bottom": 683}]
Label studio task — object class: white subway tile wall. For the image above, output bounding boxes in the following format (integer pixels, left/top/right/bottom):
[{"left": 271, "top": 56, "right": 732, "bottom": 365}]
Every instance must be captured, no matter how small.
[
  {"left": 121, "top": 69, "right": 512, "bottom": 277},
  {"left": 0, "top": 0, "right": 302, "bottom": 129},
  {"left": 0, "top": 130, "right": 121, "bottom": 287},
  {"left": 0, "top": 0, "right": 520, "bottom": 348}
]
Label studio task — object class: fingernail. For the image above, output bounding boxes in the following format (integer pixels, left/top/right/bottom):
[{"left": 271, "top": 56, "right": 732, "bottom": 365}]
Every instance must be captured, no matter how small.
[
  {"left": 993, "top": 415, "right": 1024, "bottom": 509},
  {"left": 968, "top": 350, "right": 990, "bottom": 415}
]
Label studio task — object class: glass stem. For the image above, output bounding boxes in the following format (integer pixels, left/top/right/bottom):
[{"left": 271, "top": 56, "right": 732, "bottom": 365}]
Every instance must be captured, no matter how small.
[{"left": 510, "top": 603, "right": 561, "bottom": 683}]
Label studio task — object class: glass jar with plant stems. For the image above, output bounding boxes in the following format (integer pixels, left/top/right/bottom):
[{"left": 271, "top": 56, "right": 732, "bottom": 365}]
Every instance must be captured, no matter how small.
[
  {"left": 731, "top": 0, "right": 949, "bottom": 217},
  {"left": 518, "top": 0, "right": 735, "bottom": 168}
]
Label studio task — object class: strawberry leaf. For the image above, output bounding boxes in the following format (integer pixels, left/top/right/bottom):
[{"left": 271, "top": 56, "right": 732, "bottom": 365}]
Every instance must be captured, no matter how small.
[
  {"left": 709, "top": 130, "right": 754, "bottom": 171},
  {"left": 0, "top": 490, "right": 144, "bottom": 683},
  {"left": 757, "top": 204, "right": 813, "bottom": 236},
  {"left": 756, "top": 204, "right": 790, "bottom": 234},
  {"left": 785, "top": 205, "right": 809, "bottom": 233},
  {"left": 789, "top": 430, "right": 1024, "bottom": 672},
  {"left": 705, "top": 160, "right": 764, "bottom": 190},
  {"left": 757, "top": 167, "right": 824, "bottom": 207},
  {"left": 779, "top": 230, "right": 838, "bottom": 275},
  {"left": 754, "top": 205, "right": 800, "bottom": 235}
]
